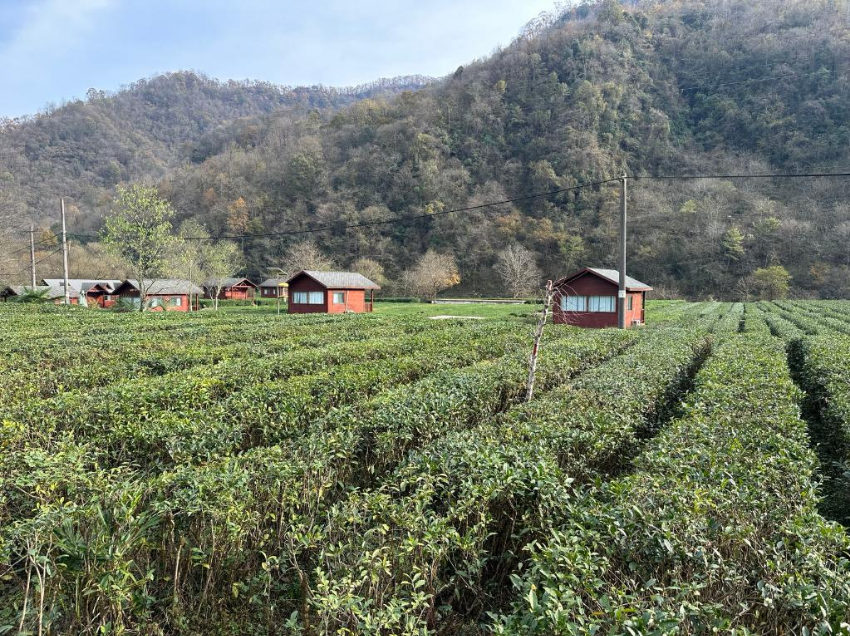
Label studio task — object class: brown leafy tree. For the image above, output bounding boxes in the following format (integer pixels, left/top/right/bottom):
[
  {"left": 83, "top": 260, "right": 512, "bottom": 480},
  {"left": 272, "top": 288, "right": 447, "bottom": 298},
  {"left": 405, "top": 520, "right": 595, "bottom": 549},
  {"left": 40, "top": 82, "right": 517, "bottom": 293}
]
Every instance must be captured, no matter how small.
[{"left": 402, "top": 250, "right": 461, "bottom": 300}]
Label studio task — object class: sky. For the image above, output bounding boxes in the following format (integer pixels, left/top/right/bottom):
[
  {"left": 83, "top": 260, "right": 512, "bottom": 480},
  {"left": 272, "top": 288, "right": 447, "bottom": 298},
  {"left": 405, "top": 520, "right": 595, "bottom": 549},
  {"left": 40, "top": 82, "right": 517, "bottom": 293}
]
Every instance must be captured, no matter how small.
[{"left": 0, "top": 0, "right": 557, "bottom": 118}]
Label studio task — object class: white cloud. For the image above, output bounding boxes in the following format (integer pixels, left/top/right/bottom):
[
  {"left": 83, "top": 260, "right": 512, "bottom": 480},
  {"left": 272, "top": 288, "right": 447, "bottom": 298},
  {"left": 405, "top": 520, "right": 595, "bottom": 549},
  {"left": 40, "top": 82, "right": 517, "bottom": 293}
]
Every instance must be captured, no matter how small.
[{"left": 0, "top": 0, "right": 112, "bottom": 82}]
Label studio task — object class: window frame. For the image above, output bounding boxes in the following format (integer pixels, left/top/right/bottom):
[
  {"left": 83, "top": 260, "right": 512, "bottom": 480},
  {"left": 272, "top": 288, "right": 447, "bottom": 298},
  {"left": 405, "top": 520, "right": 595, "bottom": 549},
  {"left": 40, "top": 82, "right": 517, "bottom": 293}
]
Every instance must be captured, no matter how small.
[
  {"left": 308, "top": 291, "right": 324, "bottom": 305},
  {"left": 561, "top": 295, "right": 586, "bottom": 312},
  {"left": 628, "top": 295, "right": 633, "bottom": 311},
  {"left": 332, "top": 291, "right": 345, "bottom": 305},
  {"left": 588, "top": 296, "right": 616, "bottom": 313},
  {"left": 293, "top": 291, "right": 308, "bottom": 304}
]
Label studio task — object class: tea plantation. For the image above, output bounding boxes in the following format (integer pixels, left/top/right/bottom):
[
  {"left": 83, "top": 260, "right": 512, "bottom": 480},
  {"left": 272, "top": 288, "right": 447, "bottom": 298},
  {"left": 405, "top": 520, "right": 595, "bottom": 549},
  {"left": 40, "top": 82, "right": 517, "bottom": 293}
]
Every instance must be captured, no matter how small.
[{"left": 1, "top": 301, "right": 849, "bottom": 634}]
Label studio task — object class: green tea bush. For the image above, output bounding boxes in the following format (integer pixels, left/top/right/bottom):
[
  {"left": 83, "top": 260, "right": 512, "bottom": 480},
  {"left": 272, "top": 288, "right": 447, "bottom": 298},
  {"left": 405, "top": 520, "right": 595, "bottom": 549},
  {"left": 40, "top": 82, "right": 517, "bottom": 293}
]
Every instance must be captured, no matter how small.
[{"left": 500, "top": 334, "right": 850, "bottom": 634}]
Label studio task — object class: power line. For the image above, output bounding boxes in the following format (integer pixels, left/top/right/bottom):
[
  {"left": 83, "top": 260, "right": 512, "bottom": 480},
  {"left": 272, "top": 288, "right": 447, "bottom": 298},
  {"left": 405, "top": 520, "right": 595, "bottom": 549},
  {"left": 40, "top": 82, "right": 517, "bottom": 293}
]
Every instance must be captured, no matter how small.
[
  {"left": 0, "top": 246, "right": 63, "bottom": 279},
  {"left": 67, "top": 177, "right": 621, "bottom": 242},
  {"left": 678, "top": 65, "right": 844, "bottom": 93},
  {"left": 632, "top": 171, "right": 850, "bottom": 180},
  {"left": 51, "top": 170, "right": 850, "bottom": 244},
  {"left": 2, "top": 237, "right": 62, "bottom": 259}
]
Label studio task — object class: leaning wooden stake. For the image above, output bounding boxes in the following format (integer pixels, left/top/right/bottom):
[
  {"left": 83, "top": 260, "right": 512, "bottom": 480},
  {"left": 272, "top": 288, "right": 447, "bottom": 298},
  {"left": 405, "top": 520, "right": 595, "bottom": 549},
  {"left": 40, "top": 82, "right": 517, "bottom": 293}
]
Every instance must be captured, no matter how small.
[{"left": 526, "top": 279, "right": 554, "bottom": 402}]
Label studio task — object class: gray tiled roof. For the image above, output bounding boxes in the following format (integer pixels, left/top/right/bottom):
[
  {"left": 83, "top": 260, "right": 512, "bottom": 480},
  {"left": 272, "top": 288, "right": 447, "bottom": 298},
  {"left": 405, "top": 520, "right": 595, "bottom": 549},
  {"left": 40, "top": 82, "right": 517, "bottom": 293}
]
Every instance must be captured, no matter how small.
[
  {"left": 588, "top": 268, "right": 652, "bottom": 290},
  {"left": 120, "top": 279, "right": 204, "bottom": 295},
  {"left": 288, "top": 270, "right": 380, "bottom": 290},
  {"left": 3, "top": 285, "right": 80, "bottom": 299},
  {"left": 557, "top": 268, "right": 652, "bottom": 291},
  {"left": 259, "top": 278, "right": 289, "bottom": 287},
  {"left": 202, "top": 277, "right": 256, "bottom": 288},
  {"left": 41, "top": 278, "right": 122, "bottom": 292}
]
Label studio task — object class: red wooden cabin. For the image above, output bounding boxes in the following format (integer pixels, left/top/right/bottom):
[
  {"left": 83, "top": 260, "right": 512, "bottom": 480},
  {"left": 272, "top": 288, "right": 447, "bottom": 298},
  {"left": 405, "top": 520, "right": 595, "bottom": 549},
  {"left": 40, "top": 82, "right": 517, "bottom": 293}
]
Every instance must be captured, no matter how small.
[
  {"left": 552, "top": 267, "right": 651, "bottom": 328},
  {"left": 286, "top": 270, "right": 380, "bottom": 314},
  {"left": 113, "top": 279, "right": 203, "bottom": 312},
  {"left": 84, "top": 283, "right": 118, "bottom": 308},
  {"left": 258, "top": 278, "right": 288, "bottom": 299},
  {"left": 203, "top": 277, "right": 257, "bottom": 300}
]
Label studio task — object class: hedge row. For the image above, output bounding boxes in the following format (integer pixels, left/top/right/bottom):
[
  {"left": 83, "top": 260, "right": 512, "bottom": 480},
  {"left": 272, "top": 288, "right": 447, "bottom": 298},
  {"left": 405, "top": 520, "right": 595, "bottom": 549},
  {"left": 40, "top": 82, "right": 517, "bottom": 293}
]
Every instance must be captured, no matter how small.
[
  {"left": 501, "top": 334, "right": 850, "bottom": 634},
  {"left": 1, "top": 328, "right": 635, "bottom": 633},
  {"left": 791, "top": 334, "right": 850, "bottom": 526},
  {"left": 304, "top": 326, "right": 711, "bottom": 632}
]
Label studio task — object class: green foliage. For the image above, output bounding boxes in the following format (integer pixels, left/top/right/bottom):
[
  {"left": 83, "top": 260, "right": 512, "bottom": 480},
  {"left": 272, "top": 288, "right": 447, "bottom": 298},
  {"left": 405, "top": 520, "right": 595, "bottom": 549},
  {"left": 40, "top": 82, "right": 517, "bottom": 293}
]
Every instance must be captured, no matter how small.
[
  {"left": 0, "top": 302, "right": 849, "bottom": 634},
  {"left": 499, "top": 333, "right": 850, "bottom": 634},
  {"left": 7, "top": 287, "right": 52, "bottom": 303},
  {"left": 102, "top": 184, "right": 178, "bottom": 310},
  {"left": 752, "top": 265, "right": 792, "bottom": 300}
]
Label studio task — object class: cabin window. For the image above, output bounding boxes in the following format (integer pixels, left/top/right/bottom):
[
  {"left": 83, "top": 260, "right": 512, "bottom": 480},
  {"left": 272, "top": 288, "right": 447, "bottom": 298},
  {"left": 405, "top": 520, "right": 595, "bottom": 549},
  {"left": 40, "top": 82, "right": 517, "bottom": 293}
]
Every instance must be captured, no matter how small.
[
  {"left": 293, "top": 291, "right": 308, "bottom": 303},
  {"left": 588, "top": 296, "right": 616, "bottom": 312},
  {"left": 149, "top": 297, "right": 163, "bottom": 308},
  {"left": 628, "top": 295, "right": 634, "bottom": 310},
  {"left": 561, "top": 295, "right": 586, "bottom": 312},
  {"left": 170, "top": 297, "right": 181, "bottom": 307},
  {"left": 308, "top": 291, "right": 324, "bottom": 304},
  {"left": 333, "top": 292, "right": 345, "bottom": 304}
]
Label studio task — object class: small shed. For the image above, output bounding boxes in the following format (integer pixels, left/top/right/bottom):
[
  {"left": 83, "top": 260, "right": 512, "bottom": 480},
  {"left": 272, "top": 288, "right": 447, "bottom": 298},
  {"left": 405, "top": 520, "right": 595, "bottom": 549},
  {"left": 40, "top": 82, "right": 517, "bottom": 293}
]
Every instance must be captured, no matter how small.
[
  {"left": 203, "top": 277, "right": 257, "bottom": 300},
  {"left": 552, "top": 267, "right": 652, "bottom": 328},
  {"left": 113, "top": 279, "right": 203, "bottom": 312},
  {"left": 258, "top": 278, "right": 289, "bottom": 299},
  {"left": 286, "top": 270, "right": 380, "bottom": 314}
]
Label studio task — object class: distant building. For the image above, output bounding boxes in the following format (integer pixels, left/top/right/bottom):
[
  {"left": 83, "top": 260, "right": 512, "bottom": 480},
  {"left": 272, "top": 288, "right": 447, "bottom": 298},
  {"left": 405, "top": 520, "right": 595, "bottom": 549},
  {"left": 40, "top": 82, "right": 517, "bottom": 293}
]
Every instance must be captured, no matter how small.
[
  {"left": 113, "top": 279, "right": 203, "bottom": 312},
  {"left": 286, "top": 270, "right": 380, "bottom": 314},
  {"left": 203, "top": 277, "right": 257, "bottom": 301},
  {"left": 0, "top": 285, "right": 81, "bottom": 304},
  {"left": 258, "top": 278, "right": 289, "bottom": 300},
  {"left": 41, "top": 278, "right": 122, "bottom": 308},
  {"left": 552, "top": 267, "right": 651, "bottom": 328}
]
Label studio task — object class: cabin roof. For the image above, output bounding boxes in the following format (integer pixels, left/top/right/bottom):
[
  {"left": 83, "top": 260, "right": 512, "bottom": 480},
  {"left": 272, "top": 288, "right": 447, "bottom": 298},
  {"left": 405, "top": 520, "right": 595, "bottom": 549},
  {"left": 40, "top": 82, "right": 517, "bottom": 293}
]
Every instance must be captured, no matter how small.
[
  {"left": 41, "top": 278, "right": 122, "bottom": 292},
  {"left": 259, "top": 278, "right": 289, "bottom": 287},
  {"left": 556, "top": 267, "right": 652, "bottom": 291},
  {"left": 116, "top": 279, "right": 204, "bottom": 295},
  {"left": 286, "top": 270, "right": 380, "bottom": 290},
  {"left": 3, "top": 285, "right": 80, "bottom": 299},
  {"left": 202, "top": 277, "right": 256, "bottom": 289}
]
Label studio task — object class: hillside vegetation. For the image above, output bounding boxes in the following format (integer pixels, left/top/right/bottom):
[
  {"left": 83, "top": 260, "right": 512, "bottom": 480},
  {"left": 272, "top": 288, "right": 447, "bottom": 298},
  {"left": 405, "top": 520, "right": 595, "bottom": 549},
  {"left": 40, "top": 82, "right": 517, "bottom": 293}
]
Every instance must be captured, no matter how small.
[
  {"left": 0, "top": 72, "right": 431, "bottom": 231},
  {"left": 2, "top": 0, "right": 850, "bottom": 298},
  {"left": 2, "top": 301, "right": 850, "bottom": 634}
]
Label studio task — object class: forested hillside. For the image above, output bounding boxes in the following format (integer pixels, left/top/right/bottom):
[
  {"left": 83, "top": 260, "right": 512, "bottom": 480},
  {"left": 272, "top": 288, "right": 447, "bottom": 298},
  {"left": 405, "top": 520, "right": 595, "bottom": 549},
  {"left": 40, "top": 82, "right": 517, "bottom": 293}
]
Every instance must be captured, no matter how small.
[
  {"left": 0, "top": 72, "right": 431, "bottom": 229},
  {"left": 3, "top": 0, "right": 850, "bottom": 298}
]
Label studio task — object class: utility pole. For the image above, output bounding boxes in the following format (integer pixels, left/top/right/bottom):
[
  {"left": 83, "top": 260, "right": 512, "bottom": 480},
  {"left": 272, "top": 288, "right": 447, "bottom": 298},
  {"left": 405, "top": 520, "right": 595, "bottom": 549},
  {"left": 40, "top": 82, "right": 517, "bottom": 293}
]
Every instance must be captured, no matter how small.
[
  {"left": 29, "top": 224, "right": 36, "bottom": 288},
  {"left": 617, "top": 173, "right": 627, "bottom": 329},
  {"left": 61, "top": 198, "right": 70, "bottom": 305}
]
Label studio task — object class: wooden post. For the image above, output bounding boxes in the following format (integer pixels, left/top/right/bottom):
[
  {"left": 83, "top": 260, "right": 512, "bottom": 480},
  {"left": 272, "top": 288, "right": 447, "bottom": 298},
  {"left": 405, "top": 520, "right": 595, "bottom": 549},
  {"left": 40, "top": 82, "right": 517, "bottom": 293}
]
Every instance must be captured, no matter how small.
[
  {"left": 526, "top": 279, "right": 554, "bottom": 402},
  {"left": 29, "top": 224, "right": 36, "bottom": 288}
]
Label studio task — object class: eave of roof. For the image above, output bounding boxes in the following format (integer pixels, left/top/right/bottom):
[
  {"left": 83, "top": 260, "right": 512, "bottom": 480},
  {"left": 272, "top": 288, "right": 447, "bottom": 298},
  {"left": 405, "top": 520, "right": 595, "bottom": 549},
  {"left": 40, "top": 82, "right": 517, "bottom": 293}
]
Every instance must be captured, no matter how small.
[
  {"left": 555, "top": 267, "right": 652, "bottom": 291},
  {"left": 286, "top": 270, "right": 380, "bottom": 290}
]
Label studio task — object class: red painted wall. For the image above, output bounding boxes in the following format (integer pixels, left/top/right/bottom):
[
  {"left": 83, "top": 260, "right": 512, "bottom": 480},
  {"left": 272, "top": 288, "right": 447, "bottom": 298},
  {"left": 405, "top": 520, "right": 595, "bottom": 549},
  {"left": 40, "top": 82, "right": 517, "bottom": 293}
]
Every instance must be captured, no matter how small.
[
  {"left": 261, "top": 287, "right": 287, "bottom": 299},
  {"left": 287, "top": 276, "right": 328, "bottom": 314},
  {"left": 287, "top": 275, "right": 374, "bottom": 314},
  {"left": 552, "top": 273, "right": 645, "bottom": 328},
  {"left": 326, "top": 289, "right": 371, "bottom": 313}
]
